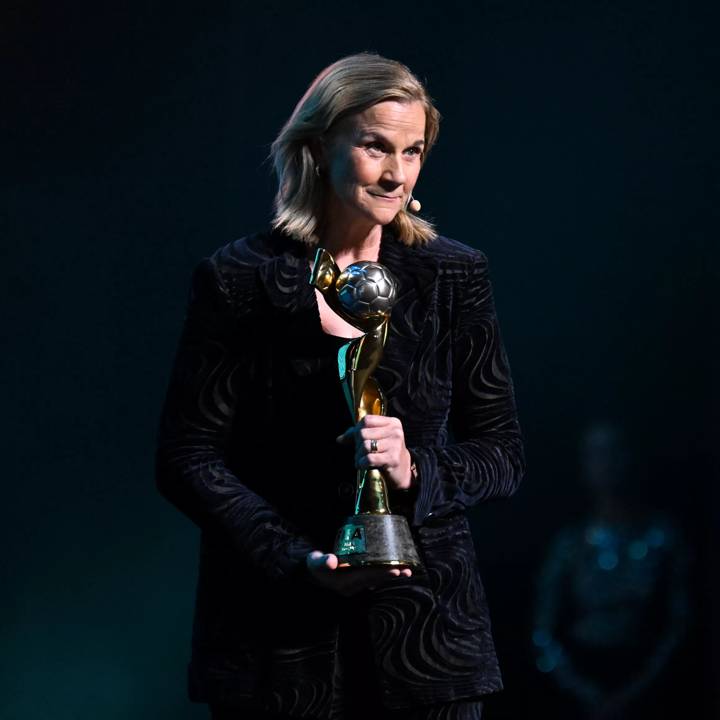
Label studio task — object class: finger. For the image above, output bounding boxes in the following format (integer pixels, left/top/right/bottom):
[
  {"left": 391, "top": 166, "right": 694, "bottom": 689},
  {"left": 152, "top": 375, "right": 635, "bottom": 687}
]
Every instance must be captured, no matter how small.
[
  {"left": 361, "top": 438, "right": 388, "bottom": 454},
  {"left": 356, "top": 450, "right": 389, "bottom": 469},
  {"left": 307, "top": 550, "right": 323, "bottom": 567},
  {"left": 356, "top": 444, "right": 387, "bottom": 462},
  {"left": 307, "top": 552, "right": 337, "bottom": 571},
  {"left": 359, "top": 429, "right": 404, "bottom": 448},
  {"left": 385, "top": 567, "right": 412, "bottom": 577},
  {"left": 357, "top": 427, "right": 390, "bottom": 442},
  {"left": 360, "top": 415, "right": 402, "bottom": 429}
]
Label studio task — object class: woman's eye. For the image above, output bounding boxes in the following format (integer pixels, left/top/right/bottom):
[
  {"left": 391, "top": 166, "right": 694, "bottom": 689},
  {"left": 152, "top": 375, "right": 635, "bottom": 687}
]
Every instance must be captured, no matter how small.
[{"left": 364, "top": 142, "right": 422, "bottom": 157}]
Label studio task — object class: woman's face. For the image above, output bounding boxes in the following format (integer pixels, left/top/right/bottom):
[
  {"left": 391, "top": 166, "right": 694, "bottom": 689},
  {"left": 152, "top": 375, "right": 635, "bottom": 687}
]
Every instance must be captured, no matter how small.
[{"left": 319, "top": 100, "right": 426, "bottom": 230}]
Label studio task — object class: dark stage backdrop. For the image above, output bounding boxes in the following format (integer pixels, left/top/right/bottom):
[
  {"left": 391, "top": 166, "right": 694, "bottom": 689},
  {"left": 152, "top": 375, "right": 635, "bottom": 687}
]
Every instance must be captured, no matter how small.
[{"left": 4, "top": 2, "right": 718, "bottom": 718}]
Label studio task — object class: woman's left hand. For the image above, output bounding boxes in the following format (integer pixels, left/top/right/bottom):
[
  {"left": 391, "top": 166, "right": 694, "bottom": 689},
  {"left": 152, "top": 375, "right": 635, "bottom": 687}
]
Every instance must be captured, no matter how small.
[{"left": 336, "top": 415, "right": 413, "bottom": 491}]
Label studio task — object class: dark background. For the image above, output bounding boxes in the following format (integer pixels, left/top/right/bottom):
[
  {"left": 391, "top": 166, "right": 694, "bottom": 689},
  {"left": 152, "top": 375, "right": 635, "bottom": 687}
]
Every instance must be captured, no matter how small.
[{"left": 4, "top": 1, "right": 718, "bottom": 718}]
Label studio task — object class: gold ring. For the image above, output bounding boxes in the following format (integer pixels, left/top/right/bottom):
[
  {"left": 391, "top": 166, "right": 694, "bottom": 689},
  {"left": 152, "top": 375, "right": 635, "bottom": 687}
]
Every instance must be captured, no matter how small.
[{"left": 370, "top": 439, "right": 378, "bottom": 453}]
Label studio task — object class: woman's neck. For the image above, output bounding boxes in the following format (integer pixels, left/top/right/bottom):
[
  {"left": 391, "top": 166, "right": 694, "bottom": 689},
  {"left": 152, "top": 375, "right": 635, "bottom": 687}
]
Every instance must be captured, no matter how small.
[{"left": 317, "top": 220, "right": 383, "bottom": 267}]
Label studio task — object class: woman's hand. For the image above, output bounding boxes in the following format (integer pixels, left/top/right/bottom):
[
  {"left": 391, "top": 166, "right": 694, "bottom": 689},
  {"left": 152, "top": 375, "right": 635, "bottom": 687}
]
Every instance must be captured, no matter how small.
[
  {"left": 306, "top": 551, "right": 412, "bottom": 597},
  {"left": 336, "top": 415, "right": 414, "bottom": 491}
]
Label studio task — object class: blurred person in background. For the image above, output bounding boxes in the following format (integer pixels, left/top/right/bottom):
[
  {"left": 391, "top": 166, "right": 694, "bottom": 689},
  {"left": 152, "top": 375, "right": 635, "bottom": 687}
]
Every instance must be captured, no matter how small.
[{"left": 533, "top": 421, "right": 689, "bottom": 719}]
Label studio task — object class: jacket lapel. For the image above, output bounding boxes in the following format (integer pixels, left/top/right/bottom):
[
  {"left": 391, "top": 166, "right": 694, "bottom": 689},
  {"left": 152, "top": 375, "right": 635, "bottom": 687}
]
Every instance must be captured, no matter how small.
[
  {"left": 377, "top": 228, "right": 438, "bottom": 339},
  {"left": 254, "top": 230, "right": 316, "bottom": 314},
  {"left": 372, "top": 231, "right": 437, "bottom": 399}
]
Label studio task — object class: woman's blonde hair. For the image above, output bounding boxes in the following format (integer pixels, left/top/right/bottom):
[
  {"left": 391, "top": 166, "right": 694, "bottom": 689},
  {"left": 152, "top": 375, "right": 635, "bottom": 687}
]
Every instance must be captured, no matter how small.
[{"left": 269, "top": 52, "right": 441, "bottom": 247}]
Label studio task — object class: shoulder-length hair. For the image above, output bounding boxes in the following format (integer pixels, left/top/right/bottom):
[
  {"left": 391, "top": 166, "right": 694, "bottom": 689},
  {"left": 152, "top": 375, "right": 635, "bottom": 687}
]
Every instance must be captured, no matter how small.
[{"left": 269, "top": 52, "right": 441, "bottom": 247}]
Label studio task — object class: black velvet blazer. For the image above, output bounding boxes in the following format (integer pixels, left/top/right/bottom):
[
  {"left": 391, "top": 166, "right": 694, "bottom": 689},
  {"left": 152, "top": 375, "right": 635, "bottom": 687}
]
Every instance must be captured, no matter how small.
[{"left": 155, "top": 225, "right": 525, "bottom": 716}]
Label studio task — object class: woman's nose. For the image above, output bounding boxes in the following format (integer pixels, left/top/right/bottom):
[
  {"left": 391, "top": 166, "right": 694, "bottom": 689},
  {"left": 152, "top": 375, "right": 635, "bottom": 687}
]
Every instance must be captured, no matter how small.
[{"left": 382, "top": 153, "right": 406, "bottom": 184}]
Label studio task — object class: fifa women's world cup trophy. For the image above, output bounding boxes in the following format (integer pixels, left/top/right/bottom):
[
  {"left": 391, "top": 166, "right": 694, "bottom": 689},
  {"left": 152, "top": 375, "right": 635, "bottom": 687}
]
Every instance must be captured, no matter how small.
[{"left": 310, "top": 248, "right": 423, "bottom": 572}]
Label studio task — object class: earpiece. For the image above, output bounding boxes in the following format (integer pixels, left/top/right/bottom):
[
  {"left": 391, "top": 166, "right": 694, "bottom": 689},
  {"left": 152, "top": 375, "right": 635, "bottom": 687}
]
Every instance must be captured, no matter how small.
[{"left": 406, "top": 194, "right": 421, "bottom": 213}]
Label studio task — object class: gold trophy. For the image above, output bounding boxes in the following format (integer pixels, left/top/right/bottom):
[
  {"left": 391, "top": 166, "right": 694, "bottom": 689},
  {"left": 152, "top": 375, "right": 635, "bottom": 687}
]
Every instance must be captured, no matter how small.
[{"left": 310, "top": 248, "right": 423, "bottom": 571}]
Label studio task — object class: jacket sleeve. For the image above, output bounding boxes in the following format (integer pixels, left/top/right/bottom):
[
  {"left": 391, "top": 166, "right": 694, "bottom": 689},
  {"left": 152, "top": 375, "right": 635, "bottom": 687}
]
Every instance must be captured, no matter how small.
[
  {"left": 155, "top": 257, "right": 315, "bottom": 583},
  {"left": 406, "top": 250, "right": 525, "bottom": 526}
]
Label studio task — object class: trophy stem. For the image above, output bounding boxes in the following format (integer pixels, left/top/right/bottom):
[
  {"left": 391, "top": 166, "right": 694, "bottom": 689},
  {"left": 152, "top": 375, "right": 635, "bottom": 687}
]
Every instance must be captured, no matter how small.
[{"left": 355, "top": 468, "right": 391, "bottom": 515}]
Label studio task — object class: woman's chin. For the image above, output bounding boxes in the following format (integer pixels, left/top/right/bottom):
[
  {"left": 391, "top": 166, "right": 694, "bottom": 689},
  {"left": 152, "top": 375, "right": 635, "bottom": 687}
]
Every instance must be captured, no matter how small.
[
  {"left": 337, "top": 203, "right": 400, "bottom": 229},
  {"left": 365, "top": 208, "right": 401, "bottom": 225}
]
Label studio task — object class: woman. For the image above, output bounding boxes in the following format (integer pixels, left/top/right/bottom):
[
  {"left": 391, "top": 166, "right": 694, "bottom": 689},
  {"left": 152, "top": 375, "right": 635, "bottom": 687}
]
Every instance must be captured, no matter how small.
[{"left": 156, "top": 53, "right": 525, "bottom": 720}]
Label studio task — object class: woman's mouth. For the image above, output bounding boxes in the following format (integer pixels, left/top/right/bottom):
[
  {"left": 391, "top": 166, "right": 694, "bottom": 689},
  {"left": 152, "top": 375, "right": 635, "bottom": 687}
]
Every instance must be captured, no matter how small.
[{"left": 369, "top": 192, "right": 401, "bottom": 202}]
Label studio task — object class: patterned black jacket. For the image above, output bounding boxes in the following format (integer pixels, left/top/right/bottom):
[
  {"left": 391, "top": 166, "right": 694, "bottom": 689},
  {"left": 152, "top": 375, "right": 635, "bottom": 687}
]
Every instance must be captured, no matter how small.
[{"left": 155, "top": 225, "right": 525, "bottom": 716}]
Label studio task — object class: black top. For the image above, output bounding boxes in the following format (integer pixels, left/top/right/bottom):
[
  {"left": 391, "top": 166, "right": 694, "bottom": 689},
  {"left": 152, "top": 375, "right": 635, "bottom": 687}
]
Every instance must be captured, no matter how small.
[{"left": 270, "top": 305, "right": 358, "bottom": 546}]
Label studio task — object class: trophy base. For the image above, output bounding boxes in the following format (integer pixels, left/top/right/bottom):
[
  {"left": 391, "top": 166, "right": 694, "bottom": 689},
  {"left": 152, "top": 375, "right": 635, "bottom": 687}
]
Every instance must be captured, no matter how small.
[{"left": 333, "top": 513, "right": 423, "bottom": 571}]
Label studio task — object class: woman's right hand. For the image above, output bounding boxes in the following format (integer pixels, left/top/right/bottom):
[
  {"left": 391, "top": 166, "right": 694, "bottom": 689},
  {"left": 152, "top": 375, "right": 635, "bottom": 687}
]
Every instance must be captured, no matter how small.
[{"left": 306, "top": 550, "right": 412, "bottom": 597}]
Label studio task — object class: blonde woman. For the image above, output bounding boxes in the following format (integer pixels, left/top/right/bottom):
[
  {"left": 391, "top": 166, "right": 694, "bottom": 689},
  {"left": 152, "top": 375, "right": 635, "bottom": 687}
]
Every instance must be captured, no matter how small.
[{"left": 156, "top": 52, "right": 525, "bottom": 720}]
